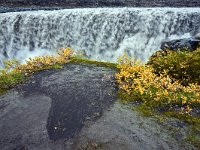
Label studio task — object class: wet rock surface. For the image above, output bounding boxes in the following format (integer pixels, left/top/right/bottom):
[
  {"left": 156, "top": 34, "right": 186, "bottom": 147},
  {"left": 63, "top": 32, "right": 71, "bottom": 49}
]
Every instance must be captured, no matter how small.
[
  {"left": 161, "top": 38, "right": 200, "bottom": 52},
  {"left": 0, "top": 64, "right": 196, "bottom": 150},
  {"left": 0, "top": 64, "right": 117, "bottom": 149},
  {"left": 74, "top": 103, "right": 194, "bottom": 150}
]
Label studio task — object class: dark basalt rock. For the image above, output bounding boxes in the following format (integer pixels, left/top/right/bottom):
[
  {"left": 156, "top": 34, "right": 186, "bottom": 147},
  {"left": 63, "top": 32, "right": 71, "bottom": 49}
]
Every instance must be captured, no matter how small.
[
  {"left": 0, "top": 64, "right": 196, "bottom": 150},
  {"left": 148, "top": 37, "right": 200, "bottom": 62},
  {"left": 1, "top": 0, "right": 200, "bottom": 8},
  {"left": 148, "top": 38, "right": 200, "bottom": 65},
  {"left": 0, "top": 64, "right": 118, "bottom": 149},
  {"left": 161, "top": 38, "right": 200, "bottom": 52}
]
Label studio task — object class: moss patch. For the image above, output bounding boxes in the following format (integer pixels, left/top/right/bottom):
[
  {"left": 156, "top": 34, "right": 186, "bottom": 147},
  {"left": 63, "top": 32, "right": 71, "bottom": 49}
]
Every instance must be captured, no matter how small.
[
  {"left": 165, "top": 111, "right": 200, "bottom": 147},
  {"left": 0, "top": 64, "right": 64, "bottom": 96},
  {"left": 120, "top": 93, "right": 200, "bottom": 148},
  {"left": 69, "top": 57, "right": 118, "bottom": 70},
  {"left": 0, "top": 72, "right": 25, "bottom": 95},
  {"left": 186, "top": 135, "right": 200, "bottom": 148}
]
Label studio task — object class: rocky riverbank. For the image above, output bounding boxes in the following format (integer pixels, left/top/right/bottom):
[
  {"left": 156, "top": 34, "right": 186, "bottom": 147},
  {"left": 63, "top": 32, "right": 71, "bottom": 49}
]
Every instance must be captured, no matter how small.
[{"left": 0, "top": 63, "right": 198, "bottom": 150}]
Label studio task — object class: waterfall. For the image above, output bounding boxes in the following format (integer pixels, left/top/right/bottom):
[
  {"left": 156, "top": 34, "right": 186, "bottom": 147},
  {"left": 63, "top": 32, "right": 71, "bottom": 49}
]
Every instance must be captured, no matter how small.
[{"left": 0, "top": 7, "right": 200, "bottom": 67}]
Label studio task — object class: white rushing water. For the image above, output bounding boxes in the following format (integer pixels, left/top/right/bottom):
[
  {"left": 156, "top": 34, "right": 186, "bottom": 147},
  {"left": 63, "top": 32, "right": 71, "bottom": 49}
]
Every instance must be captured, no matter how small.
[{"left": 0, "top": 7, "right": 200, "bottom": 67}]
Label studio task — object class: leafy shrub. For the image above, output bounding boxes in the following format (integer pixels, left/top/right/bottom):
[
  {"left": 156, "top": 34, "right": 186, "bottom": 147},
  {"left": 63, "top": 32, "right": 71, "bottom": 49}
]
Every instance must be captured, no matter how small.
[
  {"left": 0, "top": 47, "right": 117, "bottom": 95},
  {"left": 116, "top": 53, "right": 200, "bottom": 114},
  {"left": 0, "top": 48, "right": 74, "bottom": 94},
  {"left": 148, "top": 48, "right": 200, "bottom": 85},
  {"left": 15, "top": 48, "right": 74, "bottom": 74},
  {"left": 0, "top": 60, "right": 24, "bottom": 94}
]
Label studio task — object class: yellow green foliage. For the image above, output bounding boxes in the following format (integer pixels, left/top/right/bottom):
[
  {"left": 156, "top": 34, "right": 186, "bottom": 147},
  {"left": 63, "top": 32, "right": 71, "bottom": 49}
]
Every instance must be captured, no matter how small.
[
  {"left": 0, "top": 48, "right": 74, "bottom": 94},
  {"left": 149, "top": 48, "right": 200, "bottom": 85},
  {"left": 0, "top": 48, "right": 118, "bottom": 95},
  {"left": 116, "top": 53, "right": 200, "bottom": 148},
  {"left": 0, "top": 72, "right": 25, "bottom": 94},
  {"left": 0, "top": 60, "right": 25, "bottom": 94},
  {"left": 15, "top": 48, "right": 74, "bottom": 74},
  {"left": 116, "top": 53, "right": 200, "bottom": 113}
]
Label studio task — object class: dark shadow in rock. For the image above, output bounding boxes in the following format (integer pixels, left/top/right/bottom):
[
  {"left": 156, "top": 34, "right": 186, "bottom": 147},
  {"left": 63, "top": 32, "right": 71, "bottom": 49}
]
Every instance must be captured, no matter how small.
[
  {"left": 19, "top": 64, "right": 118, "bottom": 140},
  {"left": 13, "top": 145, "right": 27, "bottom": 150}
]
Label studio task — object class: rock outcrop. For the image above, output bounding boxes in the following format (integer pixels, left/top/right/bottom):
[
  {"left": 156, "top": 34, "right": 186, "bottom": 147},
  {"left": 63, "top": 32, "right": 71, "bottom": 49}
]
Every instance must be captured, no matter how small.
[
  {"left": 0, "top": 64, "right": 118, "bottom": 149},
  {"left": 0, "top": 0, "right": 200, "bottom": 7},
  {"left": 148, "top": 37, "right": 200, "bottom": 62},
  {"left": 0, "top": 64, "right": 196, "bottom": 149},
  {"left": 161, "top": 38, "right": 200, "bottom": 52}
]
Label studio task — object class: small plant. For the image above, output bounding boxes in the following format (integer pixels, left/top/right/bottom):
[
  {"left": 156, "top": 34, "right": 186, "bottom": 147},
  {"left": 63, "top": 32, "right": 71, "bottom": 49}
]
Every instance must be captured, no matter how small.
[
  {"left": 0, "top": 48, "right": 75, "bottom": 94},
  {"left": 15, "top": 48, "right": 74, "bottom": 74},
  {"left": 116, "top": 53, "right": 200, "bottom": 113},
  {"left": 0, "top": 47, "right": 118, "bottom": 95},
  {"left": 148, "top": 48, "right": 200, "bottom": 85},
  {"left": 0, "top": 60, "right": 24, "bottom": 94},
  {"left": 116, "top": 52, "right": 200, "bottom": 148}
]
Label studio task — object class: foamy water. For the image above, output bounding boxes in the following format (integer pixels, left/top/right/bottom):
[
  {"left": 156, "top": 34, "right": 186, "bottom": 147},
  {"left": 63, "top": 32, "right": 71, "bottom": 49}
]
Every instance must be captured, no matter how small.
[{"left": 0, "top": 7, "right": 200, "bottom": 67}]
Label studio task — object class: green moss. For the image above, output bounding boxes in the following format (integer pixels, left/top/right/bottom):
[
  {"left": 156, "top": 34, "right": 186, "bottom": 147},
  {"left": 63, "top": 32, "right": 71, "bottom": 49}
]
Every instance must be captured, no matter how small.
[
  {"left": 136, "top": 105, "right": 154, "bottom": 117},
  {"left": 30, "top": 64, "right": 63, "bottom": 73},
  {"left": 0, "top": 64, "right": 63, "bottom": 96},
  {"left": 165, "top": 111, "right": 200, "bottom": 148},
  {"left": 185, "top": 119, "right": 200, "bottom": 148},
  {"left": 69, "top": 57, "right": 118, "bottom": 70},
  {"left": 0, "top": 72, "right": 25, "bottom": 95},
  {"left": 186, "top": 135, "right": 200, "bottom": 148},
  {"left": 119, "top": 89, "right": 200, "bottom": 148},
  {"left": 165, "top": 111, "right": 200, "bottom": 125},
  {"left": 0, "top": 89, "right": 6, "bottom": 95},
  {"left": 119, "top": 89, "right": 200, "bottom": 123}
]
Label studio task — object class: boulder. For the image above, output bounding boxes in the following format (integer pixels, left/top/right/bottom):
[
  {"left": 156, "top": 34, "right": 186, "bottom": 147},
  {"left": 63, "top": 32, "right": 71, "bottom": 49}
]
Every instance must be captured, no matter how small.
[
  {"left": 148, "top": 37, "right": 200, "bottom": 63},
  {"left": 161, "top": 38, "right": 200, "bottom": 52}
]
